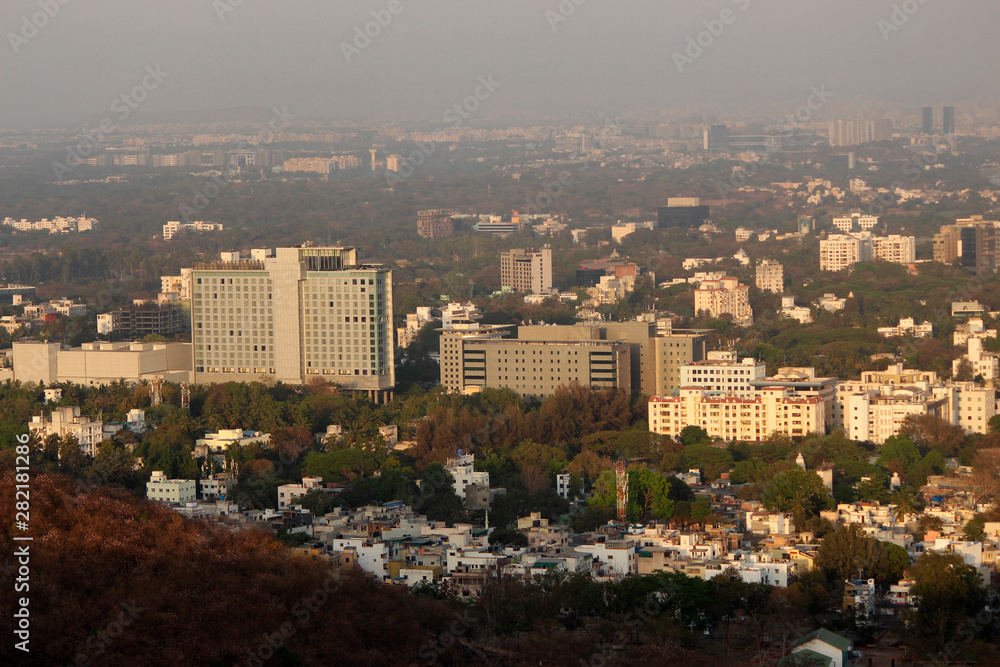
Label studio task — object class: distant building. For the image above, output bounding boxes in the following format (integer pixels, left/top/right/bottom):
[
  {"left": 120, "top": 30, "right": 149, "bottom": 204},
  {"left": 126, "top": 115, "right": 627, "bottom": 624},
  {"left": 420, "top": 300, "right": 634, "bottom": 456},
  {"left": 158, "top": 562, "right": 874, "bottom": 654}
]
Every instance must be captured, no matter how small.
[
  {"left": 820, "top": 234, "right": 872, "bottom": 272},
  {"left": 500, "top": 246, "right": 553, "bottom": 294},
  {"left": 416, "top": 209, "right": 455, "bottom": 240},
  {"left": 877, "top": 318, "right": 933, "bottom": 338},
  {"left": 815, "top": 293, "right": 847, "bottom": 312},
  {"left": 832, "top": 213, "right": 879, "bottom": 233},
  {"left": 827, "top": 119, "right": 893, "bottom": 147},
  {"left": 13, "top": 340, "right": 192, "bottom": 386},
  {"left": 162, "top": 220, "right": 223, "bottom": 240},
  {"left": 780, "top": 297, "right": 813, "bottom": 324},
  {"left": 873, "top": 235, "right": 916, "bottom": 265},
  {"left": 657, "top": 198, "right": 710, "bottom": 228},
  {"left": 97, "top": 301, "right": 186, "bottom": 338},
  {"left": 943, "top": 106, "right": 955, "bottom": 136},
  {"left": 933, "top": 216, "right": 1000, "bottom": 274},
  {"left": 29, "top": 406, "right": 104, "bottom": 457},
  {"left": 2, "top": 216, "right": 96, "bottom": 234},
  {"left": 922, "top": 106, "right": 934, "bottom": 134},
  {"left": 679, "top": 351, "right": 766, "bottom": 398},
  {"left": 755, "top": 259, "right": 784, "bottom": 293}
]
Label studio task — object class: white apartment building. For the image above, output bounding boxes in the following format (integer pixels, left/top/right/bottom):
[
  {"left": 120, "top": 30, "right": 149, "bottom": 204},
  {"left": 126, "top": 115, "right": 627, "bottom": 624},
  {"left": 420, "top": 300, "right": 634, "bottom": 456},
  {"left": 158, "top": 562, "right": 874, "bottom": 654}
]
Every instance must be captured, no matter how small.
[
  {"left": 648, "top": 387, "right": 826, "bottom": 442},
  {"left": 832, "top": 213, "right": 879, "bottom": 232},
  {"left": 147, "top": 471, "right": 197, "bottom": 503},
  {"left": 872, "top": 235, "right": 916, "bottom": 264},
  {"left": 815, "top": 293, "right": 847, "bottom": 312},
  {"left": 819, "top": 234, "right": 873, "bottom": 272},
  {"left": 575, "top": 540, "right": 637, "bottom": 576},
  {"left": 877, "top": 318, "right": 933, "bottom": 338},
  {"left": 440, "top": 302, "right": 482, "bottom": 329},
  {"left": 679, "top": 352, "right": 766, "bottom": 397},
  {"left": 160, "top": 269, "right": 194, "bottom": 300},
  {"left": 190, "top": 246, "right": 395, "bottom": 400},
  {"left": 277, "top": 477, "right": 325, "bottom": 510},
  {"left": 951, "top": 382, "right": 997, "bottom": 434},
  {"left": 444, "top": 453, "right": 490, "bottom": 506},
  {"left": 328, "top": 537, "right": 389, "bottom": 581},
  {"left": 163, "top": 220, "right": 223, "bottom": 240},
  {"left": 29, "top": 406, "right": 104, "bottom": 457},
  {"left": 194, "top": 429, "right": 271, "bottom": 462},
  {"left": 500, "top": 246, "right": 553, "bottom": 294},
  {"left": 22, "top": 299, "right": 88, "bottom": 319},
  {"left": 954, "top": 318, "right": 998, "bottom": 347},
  {"left": 694, "top": 276, "right": 753, "bottom": 326},
  {"left": 396, "top": 306, "right": 432, "bottom": 349},
  {"left": 2, "top": 216, "right": 96, "bottom": 233},
  {"left": 953, "top": 337, "right": 999, "bottom": 383},
  {"left": 780, "top": 296, "right": 813, "bottom": 323},
  {"left": 840, "top": 388, "right": 947, "bottom": 444},
  {"left": 755, "top": 259, "right": 784, "bottom": 293}
]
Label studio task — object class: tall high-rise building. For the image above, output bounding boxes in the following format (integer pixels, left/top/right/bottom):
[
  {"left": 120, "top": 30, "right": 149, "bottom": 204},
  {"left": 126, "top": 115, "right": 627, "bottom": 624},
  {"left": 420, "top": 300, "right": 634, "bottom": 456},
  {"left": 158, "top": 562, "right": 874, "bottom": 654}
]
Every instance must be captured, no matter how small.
[
  {"left": 416, "top": 209, "right": 455, "bottom": 240},
  {"left": 819, "top": 234, "right": 873, "bottom": 272},
  {"left": 933, "top": 216, "right": 1000, "bottom": 274},
  {"left": 943, "top": 106, "right": 955, "bottom": 135},
  {"left": 755, "top": 259, "right": 784, "bottom": 294},
  {"left": 500, "top": 246, "right": 553, "bottom": 294},
  {"left": 703, "top": 124, "right": 730, "bottom": 152},
  {"left": 922, "top": 106, "right": 934, "bottom": 134},
  {"left": 694, "top": 277, "right": 753, "bottom": 326},
  {"left": 190, "top": 246, "right": 394, "bottom": 401},
  {"left": 827, "top": 119, "right": 894, "bottom": 147}
]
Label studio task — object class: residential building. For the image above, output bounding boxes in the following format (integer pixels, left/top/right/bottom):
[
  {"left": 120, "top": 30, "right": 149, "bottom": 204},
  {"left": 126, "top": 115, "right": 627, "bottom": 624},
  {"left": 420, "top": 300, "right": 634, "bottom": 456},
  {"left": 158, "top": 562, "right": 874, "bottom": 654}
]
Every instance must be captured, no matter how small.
[
  {"left": 653, "top": 331, "right": 710, "bottom": 398},
  {"left": 788, "top": 628, "right": 852, "bottom": 667},
  {"left": 819, "top": 234, "right": 873, "bottom": 271},
  {"left": 922, "top": 106, "right": 934, "bottom": 134},
  {"left": 952, "top": 301, "right": 986, "bottom": 318},
  {"left": 832, "top": 213, "right": 879, "bottom": 233},
  {"left": 198, "top": 473, "right": 236, "bottom": 501},
  {"left": 872, "top": 235, "right": 916, "bottom": 264},
  {"left": 440, "top": 302, "right": 482, "bottom": 329},
  {"left": 828, "top": 118, "right": 894, "bottom": 146},
  {"left": 444, "top": 453, "right": 492, "bottom": 508},
  {"left": 953, "top": 337, "right": 999, "bottom": 382},
  {"left": 396, "top": 306, "right": 432, "bottom": 349},
  {"left": 779, "top": 296, "right": 812, "bottom": 323},
  {"left": 160, "top": 269, "right": 194, "bottom": 300},
  {"left": 748, "top": 367, "right": 838, "bottom": 428},
  {"left": 146, "top": 471, "right": 197, "bottom": 503},
  {"left": 693, "top": 276, "right": 753, "bottom": 326},
  {"left": 648, "top": 387, "right": 826, "bottom": 442},
  {"left": 933, "top": 217, "right": 1000, "bottom": 274},
  {"left": 815, "top": 293, "right": 847, "bottom": 312},
  {"left": 679, "top": 351, "right": 766, "bottom": 398},
  {"left": 755, "top": 260, "right": 784, "bottom": 293},
  {"left": 2, "top": 216, "right": 96, "bottom": 234},
  {"left": 611, "top": 221, "right": 655, "bottom": 243},
  {"left": 877, "top": 318, "right": 933, "bottom": 338},
  {"left": 500, "top": 246, "right": 553, "bottom": 294},
  {"left": 97, "top": 301, "right": 186, "bottom": 337},
  {"left": 29, "top": 406, "right": 104, "bottom": 457},
  {"left": 13, "top": 340, "right": 192, "bottom": 386},
  {"left": 954, "top": 318, "right": 997, "bottom": 347},
  {"left": 838, "top": 386, "right": 949, "bottom": 444},
  {"left": 943, "top": 106, "right": 955, "bottom": 135},
  {"left": 278, "top": 477, "right": 326, "bottom": 510},
  {"left": 162, "top": 220, "right": 223, "bottom": 240},
  {"left": 194, "top": 429, "right": 272, "bottom": 465},
  {"left": 657, "top": 198, "right": 710, "bottom": 228},
  {"left": 416, "top": 209, "right": 455, "bottom": 240},
  {"left": 190, "top": 246, "right": 394, "bottom": 400}
]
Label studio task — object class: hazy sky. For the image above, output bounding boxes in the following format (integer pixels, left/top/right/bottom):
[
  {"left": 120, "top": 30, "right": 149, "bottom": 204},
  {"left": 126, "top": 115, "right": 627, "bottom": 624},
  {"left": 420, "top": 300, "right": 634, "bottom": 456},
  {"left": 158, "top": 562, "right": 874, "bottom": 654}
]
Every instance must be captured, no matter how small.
[{"left": 2, "top": 0, "right": 997, "bottom": 128}]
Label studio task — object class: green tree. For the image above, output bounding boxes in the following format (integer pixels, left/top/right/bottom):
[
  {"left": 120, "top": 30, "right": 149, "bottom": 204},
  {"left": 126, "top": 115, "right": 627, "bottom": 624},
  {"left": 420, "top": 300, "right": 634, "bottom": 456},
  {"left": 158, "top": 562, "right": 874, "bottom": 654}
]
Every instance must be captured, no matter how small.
[
  {"left": 908, "top": 551, "right": 988, "bottom": 653},
  {"left": 679, "top": 425, "right": 710, "bottom": 446},
  {"left": 816, "top": 524, "right": 909, "bottom": 584},
  {"left": 761, "top": 468, "right": 832, "bottom": 526}
]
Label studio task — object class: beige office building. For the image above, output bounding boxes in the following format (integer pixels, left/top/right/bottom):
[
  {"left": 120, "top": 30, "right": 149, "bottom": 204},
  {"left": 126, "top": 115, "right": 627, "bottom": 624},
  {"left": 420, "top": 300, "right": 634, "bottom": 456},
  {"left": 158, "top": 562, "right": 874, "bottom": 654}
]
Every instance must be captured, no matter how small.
[
  {"left": 500, "top": 247, "right": 553, "bottom": 294},
  {"left": 13, "top": 341, "right": 192, "bottom": 386},
  {"left": 190, "top": 246, "right": 394, "bottom": 400}
]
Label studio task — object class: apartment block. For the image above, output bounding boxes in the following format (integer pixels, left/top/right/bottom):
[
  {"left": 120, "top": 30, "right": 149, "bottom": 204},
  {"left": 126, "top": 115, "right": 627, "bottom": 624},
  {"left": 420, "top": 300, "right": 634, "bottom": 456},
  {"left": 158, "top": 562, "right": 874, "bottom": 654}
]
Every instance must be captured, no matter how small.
[
  {"left": 147, "top": 471, "right": 197, "bottom": 503},
  {"left": 820, "top": 234, "right": 873, "bottom": 271},
  {"left": 2, "top": 216, "right": 96, "bottom": 234},
  {"left": 97, "top": 301, "right": 186, "bottom": 337},
  {"left": 648, "top": 387, "right": 826, "bottom": 442},
  {"left": 163, "top": 220, "right": 223, "bottom": 240},
  {"left": 832, "top": 213, "right": 879, "bottom": 233},
  {"left": 190, "top": 246, "right": 394, "bottom": 400},
  {"left": 755, "top": 259, "right": 784, "bottom": 293},
  {"left": 500, "top": 246, "right": 553, "bottom": 294},
  {"left": 29, "top": 406, "right": 104, "bottom": 457},
  {"left": 873, "top": 235, "right": 916, "bottom": 264},
  {"left": 416, "top": 209, "right": 456, "bottom": 239},
  {"left": 694, "top": 277, "right": 753, "bottom": 326},
  {"left": 680, "top": 352, "right": 766, "bottom": 397}
]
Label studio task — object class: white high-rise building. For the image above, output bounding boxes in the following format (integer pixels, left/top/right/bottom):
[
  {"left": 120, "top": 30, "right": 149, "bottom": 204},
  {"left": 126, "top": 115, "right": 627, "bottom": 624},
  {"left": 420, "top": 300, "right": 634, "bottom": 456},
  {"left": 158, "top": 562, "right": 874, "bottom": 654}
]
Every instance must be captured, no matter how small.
[
  {"left": 679, "top": 351, "right": 766, "bottom": 397},
  {"left": 872, "top": 235, "right": 916, "bottom": 265},
  {"left": 190, "top": 246, "right": 394, "bottom": 401},
  {"left": 755, "top": 259, "right": 784, "bottom": 293},
  {"left": 819, "top": 234, "right": 873, "bottom": 272},
  {"left": 694, "top": 277, "right": 753, "bottom": 326}
]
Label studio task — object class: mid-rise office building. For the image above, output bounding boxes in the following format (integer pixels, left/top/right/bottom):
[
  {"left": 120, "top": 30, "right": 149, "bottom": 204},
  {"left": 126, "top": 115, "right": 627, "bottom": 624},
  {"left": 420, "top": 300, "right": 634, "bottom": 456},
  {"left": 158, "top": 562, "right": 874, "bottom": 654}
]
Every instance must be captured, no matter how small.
[
  {"left": 755, "top": 259, "right": 784, "bottom": 293},
  {"left": 922, "top": 107, "right": 934, "bottom": 134},
  {"left": 190, "top": 246, "right": 394, "bottom": 401},
  {"left": 943, "top": 106, "right": 955, "bottom": 136},
  {"left": 832, "top": 213, "right": 879, "bottom": 233},
  {"left": 932, "top": 216, "right": 1000, "bottom": 274},
  {"left": 500, "top": 246, "right": 553, "bottom": 294},
  {"left": 694, "top": 277, "right": 753, "bottom": 326},
  {"left": 416, "top": 209, "right": 455, "bottom": 240},
  {"left": 13, "top": 340, "right": 192, "bottom": 386},
  {"left": 648, "top": 387, "right": 825, "bottom": 442}
]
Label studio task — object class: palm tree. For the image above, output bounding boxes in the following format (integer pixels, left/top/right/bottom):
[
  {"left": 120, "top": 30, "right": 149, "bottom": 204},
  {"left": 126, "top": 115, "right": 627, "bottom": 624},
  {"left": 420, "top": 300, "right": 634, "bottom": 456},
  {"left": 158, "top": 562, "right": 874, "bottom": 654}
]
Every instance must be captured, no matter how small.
[{"left": 890, "top": 486, "right": 921, "bottom": 524}]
